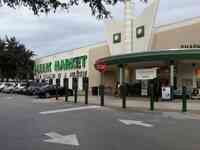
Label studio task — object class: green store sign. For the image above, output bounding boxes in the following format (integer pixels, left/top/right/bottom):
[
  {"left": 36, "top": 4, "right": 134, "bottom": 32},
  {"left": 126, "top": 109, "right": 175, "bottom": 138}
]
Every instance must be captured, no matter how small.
[{"left": 34, "top": 55, "right": 87, "bottom": 74}]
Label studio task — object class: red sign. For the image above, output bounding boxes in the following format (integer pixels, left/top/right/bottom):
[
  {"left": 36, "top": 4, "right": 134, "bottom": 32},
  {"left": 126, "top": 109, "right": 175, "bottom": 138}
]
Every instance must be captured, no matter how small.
[{"left": 95, "top": 63, "right": 107, "bottom": 73}]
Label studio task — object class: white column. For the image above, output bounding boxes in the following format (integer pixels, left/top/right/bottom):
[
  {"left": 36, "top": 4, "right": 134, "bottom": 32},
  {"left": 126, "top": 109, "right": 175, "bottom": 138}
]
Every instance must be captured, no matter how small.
[
  {"left": 124, "top": 0, "right": 133, "bottom": 53},
  {"left": 170, "top": 64, "right": 174, "bottom": 87},
  {"left": 170, "top": 63, "right": 175, "bottom": 100},
  {"left": 192, "top": 64, "right": 197, "bottom": 88},
  {"left": 119, "top": 65, "right": 124, "bottom": 85}
]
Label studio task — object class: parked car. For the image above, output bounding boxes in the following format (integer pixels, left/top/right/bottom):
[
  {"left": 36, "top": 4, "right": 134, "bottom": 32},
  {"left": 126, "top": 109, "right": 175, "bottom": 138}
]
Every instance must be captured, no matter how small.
[
  {"left": 13, "top": 83, "right": 28, "bottom": 94},
  {"left": 26, "top": 82, "right": 48, "bottom": 95},
  {"left": 174, "top": 88, "right": 192, "bottom": 99},
  {"left": 2, "top": 83, "right": 17, "bottom": 93},
  {"left": 37, "top": 85, "right": 73, "bottom": 98},
  {"left": 20, "top": 86, "right": 29, "bottom": 95},
  {"left": 0, "top": 82, "right": 6, "bottom": 92}
]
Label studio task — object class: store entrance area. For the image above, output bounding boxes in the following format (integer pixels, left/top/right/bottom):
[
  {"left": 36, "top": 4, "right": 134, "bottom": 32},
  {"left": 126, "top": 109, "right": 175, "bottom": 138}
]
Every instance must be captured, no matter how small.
[{"left": 103, "top": 60, "right": 200, "bottom": 101}]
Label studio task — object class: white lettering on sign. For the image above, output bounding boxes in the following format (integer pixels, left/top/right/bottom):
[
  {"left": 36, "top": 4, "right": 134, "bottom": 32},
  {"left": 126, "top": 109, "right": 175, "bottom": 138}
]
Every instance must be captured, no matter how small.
[{"left": 136, "top": 68, "right": 157, "bottom": 80}]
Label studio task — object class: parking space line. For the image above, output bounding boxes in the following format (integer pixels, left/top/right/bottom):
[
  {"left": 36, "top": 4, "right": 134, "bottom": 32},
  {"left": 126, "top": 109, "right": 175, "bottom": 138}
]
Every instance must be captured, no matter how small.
[{"left": 40, "top": 105, "right": 101, "bottom": 115}]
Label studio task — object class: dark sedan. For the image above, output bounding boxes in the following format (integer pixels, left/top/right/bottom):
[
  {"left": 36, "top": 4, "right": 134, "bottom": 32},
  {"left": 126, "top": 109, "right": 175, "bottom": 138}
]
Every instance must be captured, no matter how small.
[
  {"left": 26, "top": 82, "right": 48, "bottom": 95},
  {"left": 37, "top": 85, "right": 73, "bottom": 98}
]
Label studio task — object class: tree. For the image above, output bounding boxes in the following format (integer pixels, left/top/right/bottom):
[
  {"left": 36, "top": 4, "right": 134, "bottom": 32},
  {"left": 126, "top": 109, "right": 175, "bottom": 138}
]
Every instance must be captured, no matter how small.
[
  {"left": 0, "top": 38, "right": 6, "bottom": 81},
  {"left": 0, "top": 36, "right": 35, "bottom": 81},
  {"left": 0, "top": 0, "right": 125, "bottom": 19}
]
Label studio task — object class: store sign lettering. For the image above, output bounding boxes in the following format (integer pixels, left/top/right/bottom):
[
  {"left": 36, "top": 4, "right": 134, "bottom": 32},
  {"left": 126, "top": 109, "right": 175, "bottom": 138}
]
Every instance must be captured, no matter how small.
[
  {"left": 34, "top": 62, "right": 52, "bottom": 74},
  {"left": 181, "top": 44, "right": 200, "bottom": 49},
  {"left": 34, "top": 55, "right": 87, "bottom": 73},
  {"left": 70, "top": 70, "right": 87, "bottom": 78}
]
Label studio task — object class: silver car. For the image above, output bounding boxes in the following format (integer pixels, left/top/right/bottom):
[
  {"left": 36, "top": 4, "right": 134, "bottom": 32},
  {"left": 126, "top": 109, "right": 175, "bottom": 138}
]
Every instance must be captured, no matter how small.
[{"left": 2, "top": 83, "right": 17, "bottom": 93}]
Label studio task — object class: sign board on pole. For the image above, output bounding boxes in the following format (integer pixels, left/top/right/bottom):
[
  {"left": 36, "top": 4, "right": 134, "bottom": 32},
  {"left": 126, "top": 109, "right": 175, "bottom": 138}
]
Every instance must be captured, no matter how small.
[
  {"left": 141, "top": 80, "right": 148, "bottom": 96},
  {"left": 161, "top": 86, "right": 171, "bottom": 100},
  {"left": 95, "top": 63, "right": 107, "bottom": 73},
  {"left": 136, "top": 68, "right": 157, "bottom": 80}
]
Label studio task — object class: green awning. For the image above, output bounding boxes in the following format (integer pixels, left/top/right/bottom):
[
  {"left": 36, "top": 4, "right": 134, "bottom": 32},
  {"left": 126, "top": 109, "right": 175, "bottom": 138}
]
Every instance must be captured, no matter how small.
[{"left": 95, "top": 49, "right": 200, "bottom": 66}]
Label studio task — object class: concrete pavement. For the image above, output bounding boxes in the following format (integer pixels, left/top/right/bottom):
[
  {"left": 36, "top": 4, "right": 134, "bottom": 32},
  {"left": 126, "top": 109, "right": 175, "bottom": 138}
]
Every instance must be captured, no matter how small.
[
  {"left": 0, "top": 93, "right": 200, "bottom": 150},
  {"left": 56, "top": 95, "right": 200, "bottom": 113}
]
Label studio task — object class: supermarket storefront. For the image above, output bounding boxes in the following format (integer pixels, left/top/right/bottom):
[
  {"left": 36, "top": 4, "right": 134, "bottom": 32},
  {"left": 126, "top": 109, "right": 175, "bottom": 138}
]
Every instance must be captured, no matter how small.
[
  {"left": 34, "top": 43, "right": 110, "bottom": 91},
  {"left": 95, "top": 49, "right": 200, "bottom": 99}
]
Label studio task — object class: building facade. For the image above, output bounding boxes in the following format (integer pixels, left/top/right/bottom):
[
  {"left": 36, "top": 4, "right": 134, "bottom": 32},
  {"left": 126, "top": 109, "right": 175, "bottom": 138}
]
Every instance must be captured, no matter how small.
[
  {"left": 34, "top": 0, "right": 200, "bottom": 97},
  {"left": 96, "top": 17, "right": 200, "bottom": 97},
  {"left": 34, "top": 43, "right": 110, "bottom": 90}
]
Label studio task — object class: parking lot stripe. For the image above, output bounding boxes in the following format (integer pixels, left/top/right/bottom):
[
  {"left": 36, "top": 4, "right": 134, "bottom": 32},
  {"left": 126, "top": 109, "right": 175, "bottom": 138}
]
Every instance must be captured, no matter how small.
[{"left": 40, "top": 105, "right": 101, "bottom": 115}]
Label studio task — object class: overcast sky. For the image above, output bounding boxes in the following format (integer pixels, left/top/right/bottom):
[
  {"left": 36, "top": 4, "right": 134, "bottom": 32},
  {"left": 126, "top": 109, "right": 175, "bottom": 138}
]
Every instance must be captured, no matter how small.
[{"left": 0, "top": 0, "right": 200, "bottom": 57}]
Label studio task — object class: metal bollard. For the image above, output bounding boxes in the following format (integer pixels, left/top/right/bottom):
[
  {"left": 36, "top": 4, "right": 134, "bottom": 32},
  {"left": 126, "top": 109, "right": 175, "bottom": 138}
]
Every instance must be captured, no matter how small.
[
  {"left": 121, "top": 84, "right": 126, "bottom": 109},
  {"left": 56, "top": 79, "right": 60, "bottom": 100},
  {"left": 182, "top": 86, "right": 187, "bottom": 112},
  {"left": 55, "top": 86, "right": 58, "bottom": 100},
  {"left": 99, "top": 85, "right": 104, "bottom": 106},
  {"left": 150, "top": 83, "right": 154, "bottom": 111},
  {"left": 64, "top": 78, "right": 69, "bottom": 102},
  {"left": 73, "top": 78, "right": 78, "bottom": 104},
  {"left": 84, "top": 77, "right": 89, "bottom": 105},
  {"left": 74, "top": 88, "right": 77, "bottom": 103},
  {"left": 85, "top": 87, "right": 88, "bottom": 105}
]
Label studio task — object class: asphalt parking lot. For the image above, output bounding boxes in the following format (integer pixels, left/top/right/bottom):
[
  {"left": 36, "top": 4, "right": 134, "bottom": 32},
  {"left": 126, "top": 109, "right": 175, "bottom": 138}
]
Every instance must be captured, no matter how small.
[{"left": 0, "top": 93, "right": 200, "bottom": 150}]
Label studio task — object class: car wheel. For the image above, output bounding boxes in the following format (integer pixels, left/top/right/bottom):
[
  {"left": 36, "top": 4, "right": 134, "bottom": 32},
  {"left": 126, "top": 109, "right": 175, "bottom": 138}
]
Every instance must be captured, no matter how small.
[
  {"left": 45, "top": 92, "right": 50, "bottom": 98},
  {"left": 32, "top": 90, "right": 37, "bottom": 96}
]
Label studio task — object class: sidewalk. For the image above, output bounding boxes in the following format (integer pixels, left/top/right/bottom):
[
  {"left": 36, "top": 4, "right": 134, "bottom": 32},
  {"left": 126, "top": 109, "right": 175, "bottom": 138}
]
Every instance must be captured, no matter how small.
[{"left": 52, "top": 95, "right": 200, "bottom": 113}]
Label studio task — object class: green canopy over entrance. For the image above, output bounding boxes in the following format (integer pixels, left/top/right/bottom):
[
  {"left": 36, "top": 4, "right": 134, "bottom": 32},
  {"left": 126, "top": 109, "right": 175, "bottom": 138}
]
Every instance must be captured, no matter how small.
[{"left": 95, "top": 49, "right": 200, "bottom": 66}]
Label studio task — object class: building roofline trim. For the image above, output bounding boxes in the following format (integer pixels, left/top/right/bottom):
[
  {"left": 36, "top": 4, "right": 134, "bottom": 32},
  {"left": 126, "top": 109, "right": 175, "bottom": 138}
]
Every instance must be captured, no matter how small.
[
  {"left": 155, "top": 16, "right": 200, "bottom": 33},
  {"left": 35, "top": 41, "right": 107, "bottom": 60},
  {"left": 96, "top": 49, "right": 200, "bottom": 66}
]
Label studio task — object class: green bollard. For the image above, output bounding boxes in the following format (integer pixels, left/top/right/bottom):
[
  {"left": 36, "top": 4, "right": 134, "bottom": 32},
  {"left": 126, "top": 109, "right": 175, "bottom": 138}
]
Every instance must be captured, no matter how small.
[
  {"left": 84, "top": 77, "right": 89, "bottom": 105},
  {"left": 64, "top": 78, "right": 69, "bottom": 102},
  {"left": 56, "top": 85, "right": 58, "bottom": 100},
  {"left": 72, "top": 78, "right": 78, "bottom": 104},
  {"left": 100, "top": 85, "right": 104, "bottom": 106},
  {"left": 74, "top": 88, "right": 77, "bottom": 103},
  {"left": 182, "top": 86, "right": 187, "bottom": 112},
  {"left": 121, "top": 84, "right": 126, "bottom": 109},
  {"left": 150, "top": 83, "right": 154, "bottom": 111},
  {"left": 56, "top": 78, "right": 60, "bottom": 100}
]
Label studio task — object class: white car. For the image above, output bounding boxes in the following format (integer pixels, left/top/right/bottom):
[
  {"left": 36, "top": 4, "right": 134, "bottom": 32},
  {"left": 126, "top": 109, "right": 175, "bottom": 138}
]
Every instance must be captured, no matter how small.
[
  {"left": 13, "top": 83, "right": 27, "bottom": 94},
  {"left": 2, "top": 83, "right": 17, "bottom": 93},
  {"left": 0, "top": 82, "right": 6, "bottom": 92},
  {"left": 17, "top": 83, "right": 27, "bottom": 89}
]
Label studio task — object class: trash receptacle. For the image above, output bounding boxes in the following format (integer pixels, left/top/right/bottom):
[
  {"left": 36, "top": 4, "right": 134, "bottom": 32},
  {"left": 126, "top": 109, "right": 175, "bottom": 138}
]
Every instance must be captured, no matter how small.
[{"left": 92, "top": 87, "right": 98, "bottom": 96}]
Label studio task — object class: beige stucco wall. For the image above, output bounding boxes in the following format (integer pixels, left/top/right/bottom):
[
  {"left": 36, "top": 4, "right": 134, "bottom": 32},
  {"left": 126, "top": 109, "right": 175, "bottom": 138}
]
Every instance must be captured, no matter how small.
[
  {"left": 88, "top": 44, "right": 110, "bottom": 88},
  {"left": 34, "top": 43, "right": 109, "bottom": 89},
  {"left": 34, "top": 18, "right": 200, "bottom": 93},
  {"left": 151, "top": 22, "right": 200, "bottom": 50},
  {"left": 105, "top": 20, "right": 125, "bottom": 55},
  {"left": 35, "top": 46, "right": 89, "bottom": 87}
]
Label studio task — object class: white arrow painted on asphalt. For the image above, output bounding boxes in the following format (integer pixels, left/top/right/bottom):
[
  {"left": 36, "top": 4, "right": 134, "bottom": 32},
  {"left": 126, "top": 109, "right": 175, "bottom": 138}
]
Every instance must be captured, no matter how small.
[
  {"left": 44, "top": 132, "right": 79, "bottom": 146},
  {"left": 119, "top": 119, "right": 153, "bottom": 127}
]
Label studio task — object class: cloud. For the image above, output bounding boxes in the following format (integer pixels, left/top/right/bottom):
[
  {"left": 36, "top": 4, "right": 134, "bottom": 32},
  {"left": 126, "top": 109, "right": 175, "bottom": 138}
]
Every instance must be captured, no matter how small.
[{"left": 0, "top": 0, "right": 199, "bottom": 56}]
